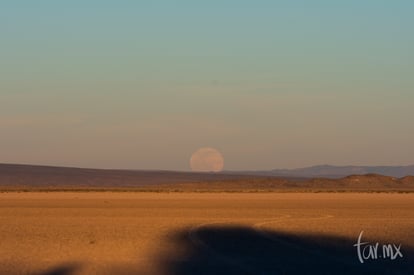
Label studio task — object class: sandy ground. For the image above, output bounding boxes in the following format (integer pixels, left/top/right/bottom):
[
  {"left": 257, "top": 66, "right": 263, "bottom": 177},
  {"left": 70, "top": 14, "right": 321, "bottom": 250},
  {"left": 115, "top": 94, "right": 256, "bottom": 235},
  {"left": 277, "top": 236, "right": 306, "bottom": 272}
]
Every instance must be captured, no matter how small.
[{"left": 0, "top": 192, "right": 413, "bottom": 274}]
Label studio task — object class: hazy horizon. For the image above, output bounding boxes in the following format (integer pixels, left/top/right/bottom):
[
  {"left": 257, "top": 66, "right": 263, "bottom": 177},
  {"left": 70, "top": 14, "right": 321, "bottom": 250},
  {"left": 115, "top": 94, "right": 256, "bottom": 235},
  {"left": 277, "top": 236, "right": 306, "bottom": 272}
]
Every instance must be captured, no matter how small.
[
  {"left": 1, "top": 1, "right": 413, "bottom": 171},
  {"left": 1, "top": 161, "right": 414, "bottom": 174}
]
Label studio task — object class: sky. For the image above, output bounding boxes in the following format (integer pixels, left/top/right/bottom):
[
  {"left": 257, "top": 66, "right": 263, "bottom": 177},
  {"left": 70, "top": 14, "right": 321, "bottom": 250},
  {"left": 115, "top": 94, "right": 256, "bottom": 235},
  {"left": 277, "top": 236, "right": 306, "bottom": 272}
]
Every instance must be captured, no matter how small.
[{"left": 1, "top": 1, "right": 413, "bottom": 171}]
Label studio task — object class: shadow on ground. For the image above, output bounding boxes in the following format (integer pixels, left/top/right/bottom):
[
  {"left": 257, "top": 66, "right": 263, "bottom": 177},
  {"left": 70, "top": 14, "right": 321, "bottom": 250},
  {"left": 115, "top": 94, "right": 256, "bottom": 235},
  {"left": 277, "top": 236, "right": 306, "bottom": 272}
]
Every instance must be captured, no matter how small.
[
  {"left": 35, "top": 263, "right": 81, "bottom": 275},
  {"left": 15, "top": 226, "right": 414, "bottom": 275},
  {"left": 158, "top": 226, "right": 414, "bottom": 275}
]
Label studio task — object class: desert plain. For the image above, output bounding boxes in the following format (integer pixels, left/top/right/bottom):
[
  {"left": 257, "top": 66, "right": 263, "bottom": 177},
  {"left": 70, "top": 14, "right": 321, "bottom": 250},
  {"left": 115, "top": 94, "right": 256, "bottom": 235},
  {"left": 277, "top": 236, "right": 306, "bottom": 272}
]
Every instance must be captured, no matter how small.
[{"left": 0, "top": 192, "right": 413, "bottom": 275}]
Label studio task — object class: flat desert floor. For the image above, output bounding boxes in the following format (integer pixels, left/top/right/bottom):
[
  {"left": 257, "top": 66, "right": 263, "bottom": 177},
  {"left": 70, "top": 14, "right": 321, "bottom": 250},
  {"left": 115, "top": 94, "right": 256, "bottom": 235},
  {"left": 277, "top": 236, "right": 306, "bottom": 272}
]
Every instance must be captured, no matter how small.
[{"left": 0, "top": 192, "right": 413, "bottom": 274}]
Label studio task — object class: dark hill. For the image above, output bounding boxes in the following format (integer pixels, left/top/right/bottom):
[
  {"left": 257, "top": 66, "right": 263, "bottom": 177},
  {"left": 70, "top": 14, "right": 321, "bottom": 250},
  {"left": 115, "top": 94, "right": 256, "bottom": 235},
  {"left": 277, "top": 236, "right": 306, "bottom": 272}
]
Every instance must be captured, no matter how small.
[
  {"left": 235, "top": 164, "right": 414, "bottom": 178},
  {"left": 0, "top": 163, "right": 413, "bottom": 192},
  {"left": 0, "top": 163, "right": 261, "bottom": 188}
]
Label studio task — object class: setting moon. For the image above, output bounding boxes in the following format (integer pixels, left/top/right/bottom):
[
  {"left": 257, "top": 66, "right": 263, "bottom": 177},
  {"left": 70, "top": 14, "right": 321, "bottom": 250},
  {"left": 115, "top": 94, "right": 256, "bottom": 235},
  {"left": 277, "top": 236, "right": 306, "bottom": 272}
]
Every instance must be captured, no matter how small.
[{"left": 190, "top": 147, "right": 224, "bottom": 172}]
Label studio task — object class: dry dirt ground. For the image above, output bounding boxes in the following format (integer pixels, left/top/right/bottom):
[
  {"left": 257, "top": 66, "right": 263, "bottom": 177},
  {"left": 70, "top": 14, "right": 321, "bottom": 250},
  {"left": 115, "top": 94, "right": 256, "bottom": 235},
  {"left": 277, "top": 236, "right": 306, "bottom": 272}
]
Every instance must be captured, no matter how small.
[{"left": 0, "top": 192, "right": 413, "bottom": 275}]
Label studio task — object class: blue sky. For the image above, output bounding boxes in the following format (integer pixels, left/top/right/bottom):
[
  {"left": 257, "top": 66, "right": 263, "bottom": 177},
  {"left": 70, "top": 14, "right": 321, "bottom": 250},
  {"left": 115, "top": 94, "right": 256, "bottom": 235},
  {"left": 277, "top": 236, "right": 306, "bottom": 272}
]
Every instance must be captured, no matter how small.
[{"left": 1, "top": 1, "right": 413, "bottom": 170}]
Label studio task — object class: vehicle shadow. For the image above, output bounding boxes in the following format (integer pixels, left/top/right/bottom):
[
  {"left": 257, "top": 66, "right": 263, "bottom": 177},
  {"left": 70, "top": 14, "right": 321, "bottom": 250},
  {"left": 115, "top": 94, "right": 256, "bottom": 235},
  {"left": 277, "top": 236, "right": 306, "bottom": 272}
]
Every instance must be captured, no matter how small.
[
  {"left": 158, "top": 225, "right": 413, "bottom": 275},
  {"left": 34, "top": 263, "right": 81, "bottom": 275},
  {"left": 17, "top": 226, "right": 414, "bottom": 275}
]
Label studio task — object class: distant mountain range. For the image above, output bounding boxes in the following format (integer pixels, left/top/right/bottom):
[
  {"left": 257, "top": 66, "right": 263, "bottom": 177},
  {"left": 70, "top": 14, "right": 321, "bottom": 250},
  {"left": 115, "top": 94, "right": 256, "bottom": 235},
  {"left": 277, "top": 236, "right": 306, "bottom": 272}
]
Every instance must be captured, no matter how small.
[
  {"left": 231, "top": 165, "right": 414, "bottom": 178},
  {"left": 0, "top": 163, "right": 257, "bottom": 188},
  {"left": 0, "top": 163, "right": 413, "bottom": 191}
]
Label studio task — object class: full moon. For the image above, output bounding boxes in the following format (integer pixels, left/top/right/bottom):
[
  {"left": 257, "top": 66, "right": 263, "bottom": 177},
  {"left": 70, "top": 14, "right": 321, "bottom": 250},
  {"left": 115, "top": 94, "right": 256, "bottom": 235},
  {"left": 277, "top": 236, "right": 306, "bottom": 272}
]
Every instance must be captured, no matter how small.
[{"left": 190, "top": 147, "right": 224, "bottom": 172}]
